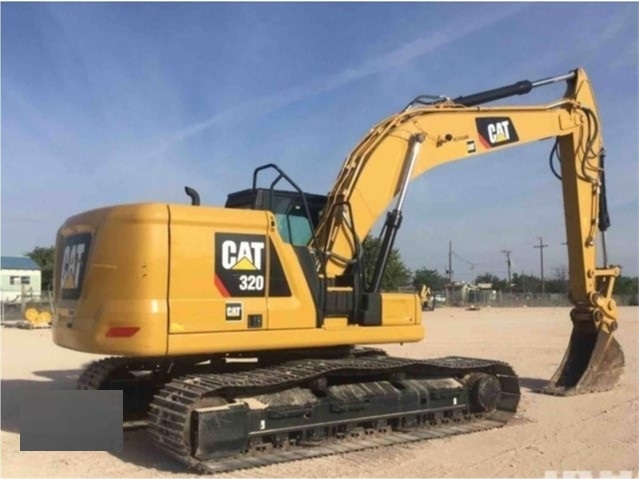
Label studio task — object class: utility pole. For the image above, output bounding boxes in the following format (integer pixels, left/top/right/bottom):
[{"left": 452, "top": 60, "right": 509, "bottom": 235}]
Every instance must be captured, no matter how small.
[
  {"left": 501, "top": 249, "right": 512, "bottom": 287},
  {"left": 561, "top": 241, "right": 569, "bottom": 293},
  {"left": 447, "top": 240, "right": 453, "bottom": 284},
  {"left": 534, "top": 237, "right": 548, "bottom": 294},
  {"left": 446, "top": 241, "right": 453, "bottom": 306}
]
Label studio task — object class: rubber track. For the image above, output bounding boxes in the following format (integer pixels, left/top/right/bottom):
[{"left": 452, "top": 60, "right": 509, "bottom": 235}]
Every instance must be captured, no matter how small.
[
  {"left": 76, "top": 356, "right": 166, "bottom": 429},
  {"left": 148, "top": 354, "right": 520, "bottom": 473},
  {"left": 76, "top": 356, "right": 170, "bottom": 390},
  {"left": 76, "top": 348, "right": 388, "bottom": 430}
]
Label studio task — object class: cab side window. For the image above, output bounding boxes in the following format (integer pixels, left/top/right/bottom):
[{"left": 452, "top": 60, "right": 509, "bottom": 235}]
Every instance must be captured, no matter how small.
[{"left": 275, "top": 212, "right": 313, "bottom": 246}]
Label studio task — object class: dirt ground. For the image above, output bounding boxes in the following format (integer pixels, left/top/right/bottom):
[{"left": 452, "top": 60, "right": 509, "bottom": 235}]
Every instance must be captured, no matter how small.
[{"left": 2, "top": 306, "right": 638, "bottom": 478}]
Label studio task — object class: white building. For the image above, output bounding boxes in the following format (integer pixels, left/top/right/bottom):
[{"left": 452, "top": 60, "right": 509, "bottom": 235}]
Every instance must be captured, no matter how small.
[{"left": 1, "top": 256, "right": 42, "bottom": 302}]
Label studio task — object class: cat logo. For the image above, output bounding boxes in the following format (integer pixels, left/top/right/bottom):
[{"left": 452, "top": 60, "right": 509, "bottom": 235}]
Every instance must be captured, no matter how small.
[
  {"left": 221, "top": 240, "right": 265, "bottom": 271},
  {"left": 61, "top": 243, "right": 86, "bottom": 289},
  {"left": 215, "top": 233, "right": 267, "bottom": 298},
  {"left": 225, "top": 302, "right": 243, "bottom": 321},
  {"left": 59, "top": 233, "right": 91, "bottom": 300},
  {"left": 488, "top": 121, "right": 511, "bottom": 143},
  {"left": 476, "top": 117, "right": 519, "bottom": 148}
]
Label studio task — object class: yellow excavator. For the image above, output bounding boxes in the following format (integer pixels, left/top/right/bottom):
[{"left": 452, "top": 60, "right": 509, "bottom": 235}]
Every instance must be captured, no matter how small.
[
  {"left": 52, "top": 67, "right": 624, "bottom": 473},
  {"left": 419, "top": 284, "right": 435, "bottom": 310}
]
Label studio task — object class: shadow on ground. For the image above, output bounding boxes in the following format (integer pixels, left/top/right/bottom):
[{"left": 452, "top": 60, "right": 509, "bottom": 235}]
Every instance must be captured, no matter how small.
[
  {"left": 1, "top": 369, "right": 81, "bottom": 434},
  {"left": 3, "top": 371, "right": 553, "bottom": 473},
  {"left": 108, "top": 429, "right": 187, "bottom": 473},
  {"left": 1, "top": 370, "right": 186, "bottom": 474},
  {"left": 518, "top": 377, "right": 552, "bottom": 393}
]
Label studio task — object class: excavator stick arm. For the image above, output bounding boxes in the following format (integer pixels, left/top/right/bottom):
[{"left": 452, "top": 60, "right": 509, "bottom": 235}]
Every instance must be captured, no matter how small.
[{"left": 314, "top": 68, "right": 623, "bottom": 396}]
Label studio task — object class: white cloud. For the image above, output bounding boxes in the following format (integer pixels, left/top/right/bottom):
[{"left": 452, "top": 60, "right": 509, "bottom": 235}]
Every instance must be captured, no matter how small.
[{"left": 155, "top": 4, "right": 528, "bottom": 157}]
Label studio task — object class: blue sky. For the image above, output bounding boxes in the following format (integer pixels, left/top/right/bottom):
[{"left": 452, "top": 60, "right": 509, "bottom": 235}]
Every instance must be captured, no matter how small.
[{"left": 2, "top": 2, "right": 638, "bottom": 281}]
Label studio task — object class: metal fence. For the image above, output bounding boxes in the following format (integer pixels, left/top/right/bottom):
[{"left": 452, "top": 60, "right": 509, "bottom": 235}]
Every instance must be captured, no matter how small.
[
  {"left": 1, "top": 290, "right": 635, "bottom": 321},
  {"left": 1, "top": 291, "right": 54, "bottom": 321},
  {"left": 442, "top": 290, "right": 638, "bottom": 308}
]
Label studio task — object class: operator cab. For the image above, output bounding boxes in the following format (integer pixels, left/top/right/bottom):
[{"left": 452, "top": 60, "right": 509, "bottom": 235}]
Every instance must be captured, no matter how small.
[
  {"left": 225, "top": 188, "right": 327, "bottom": 247},
  {"left": 184, "top": 164, "right": 327, "bottom": 247},
  {"left": 223, "top": 167, "right": 371, "bottom": 326}
]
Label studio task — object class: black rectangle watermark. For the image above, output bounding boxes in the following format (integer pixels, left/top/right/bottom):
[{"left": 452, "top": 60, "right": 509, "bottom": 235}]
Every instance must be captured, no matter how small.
[{"left": 20, "top": 390, "right": 123, "bottom": 451}]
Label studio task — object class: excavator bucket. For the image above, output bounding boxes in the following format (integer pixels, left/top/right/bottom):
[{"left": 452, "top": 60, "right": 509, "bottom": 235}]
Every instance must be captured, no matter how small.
[{"left": 542, "top": 320, "right": 624, "bottom": 396}]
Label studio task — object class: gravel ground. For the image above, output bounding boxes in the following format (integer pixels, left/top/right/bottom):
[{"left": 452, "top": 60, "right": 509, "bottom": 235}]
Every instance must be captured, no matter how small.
[{"left": 2, "top": 306, "right": 638, "bottom": 478}]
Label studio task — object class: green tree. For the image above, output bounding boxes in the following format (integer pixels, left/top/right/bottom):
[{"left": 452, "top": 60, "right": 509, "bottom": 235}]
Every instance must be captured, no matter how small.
[
  {"left": 413, "top": 268, "right": 447, "bottom": 291},
  {"left": 24, "top": 246, "right": 55, "bottom": 291},
  {"left": 361, "top": 236, "right": 411, "bottom": 291},
  {"left": 615, "top": 275, "right": 639, "bottom": 296},
  {"left": 511, "top": 272, "right": 542, "bottom": 294},
  {"left": 474, "top": 273, "right": 508, "bottom": 291},
  {"left": 545, "top": 265, "right": 569, "bottom": 294}
]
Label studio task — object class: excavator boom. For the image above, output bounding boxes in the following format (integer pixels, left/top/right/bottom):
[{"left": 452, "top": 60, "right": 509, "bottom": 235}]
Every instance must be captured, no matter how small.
[{"left": 313, "top": 68, "right": 623, "bottom": 395}]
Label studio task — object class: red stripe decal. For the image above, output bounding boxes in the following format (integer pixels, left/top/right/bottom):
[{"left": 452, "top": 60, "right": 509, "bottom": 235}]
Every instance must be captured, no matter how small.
[
  {"left": 478, "top": 135, "right": 491, "bottom": 149},
  {"left": 214, "top": 274, "right": 230, "bottom": 297}
]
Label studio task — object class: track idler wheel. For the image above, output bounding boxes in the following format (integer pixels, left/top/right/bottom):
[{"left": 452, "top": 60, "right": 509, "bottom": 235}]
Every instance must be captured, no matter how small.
[
  {"left": 465, "top": 373, "right": 501, "bottom": 413},
  {"left": 543, "top": 315, "right": 624, "bottom": 396}
]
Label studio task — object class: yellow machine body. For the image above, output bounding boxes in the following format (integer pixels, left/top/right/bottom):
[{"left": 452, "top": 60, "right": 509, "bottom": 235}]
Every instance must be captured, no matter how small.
[
  {"left": 49, "top": 67, "right": 626, "bottom": 472},
  {"left": 53, "top": 67, "right": 623, "bottom": 401},
  {"left": 52, "top": 204, "right": 423, "bottom": 357}
]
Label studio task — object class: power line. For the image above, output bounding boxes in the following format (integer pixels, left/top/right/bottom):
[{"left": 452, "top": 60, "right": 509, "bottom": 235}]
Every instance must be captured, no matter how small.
[
  {"left": 452, "top": 251, "right": 475, "bottom": 268},
  {"left": 445, "top": 244, "right": 529, "bottom": 283}
]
